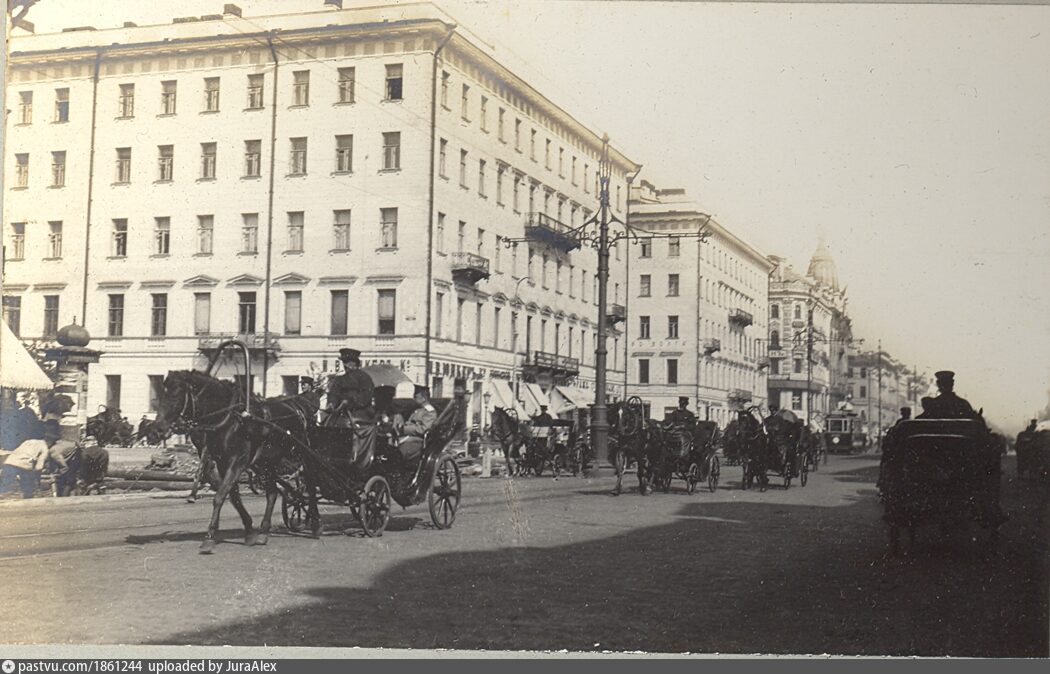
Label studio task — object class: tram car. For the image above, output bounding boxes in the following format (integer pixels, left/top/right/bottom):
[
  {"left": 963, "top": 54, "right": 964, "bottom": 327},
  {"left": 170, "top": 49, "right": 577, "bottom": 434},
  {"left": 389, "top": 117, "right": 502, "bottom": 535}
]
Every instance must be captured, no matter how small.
[{"left": 823, "top": 410, "right": 868, "bottom": 454}]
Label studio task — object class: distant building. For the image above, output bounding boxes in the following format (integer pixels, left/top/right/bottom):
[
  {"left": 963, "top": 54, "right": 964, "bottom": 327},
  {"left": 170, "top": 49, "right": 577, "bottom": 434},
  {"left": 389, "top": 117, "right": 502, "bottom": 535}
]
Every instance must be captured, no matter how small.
[
  {"left": 766, "top": 243, "right": 851, "bottom": 426},
  {"left": 2, "top": 3, "right": 637, "bottom": 425},
  {"left": 627, "top": 182, "right": 773, "bottom": 427},
  {"left": 846, "top": 349, "right": 913, "bottom": 444}
]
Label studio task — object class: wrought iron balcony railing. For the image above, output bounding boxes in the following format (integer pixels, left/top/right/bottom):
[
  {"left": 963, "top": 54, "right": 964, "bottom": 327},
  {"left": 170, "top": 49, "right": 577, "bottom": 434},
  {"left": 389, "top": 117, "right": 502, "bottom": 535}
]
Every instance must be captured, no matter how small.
[
  {"left": 198, "top": 333, "right": 280, "bottom": 353},
  {"left": 526, "top": 350, "right": 580, "bottom": 376},
  {"left": 703, "top": 338, "right": 721, "bottom": 355},
  {"left": 524, "top": 212, "right": 581, "bottom": 253},
  {"left": 729, "top": 308, "right": 754, "bottom": 327},
  {"left": 606, "top": 303, "right": 626, "bottom": 325},
  {"left": 728, "top": 388, "right": 753, "bottom": 402},
  {"left": 450, "top": 252, "right": 491, "bottom": 285}
]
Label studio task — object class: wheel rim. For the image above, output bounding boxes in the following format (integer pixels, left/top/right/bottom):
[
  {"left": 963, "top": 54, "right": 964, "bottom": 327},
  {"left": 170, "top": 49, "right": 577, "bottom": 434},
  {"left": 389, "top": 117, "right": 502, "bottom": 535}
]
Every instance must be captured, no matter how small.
[
  {"left": 429, "top": 457, "right": 461, "bottom": 529},
  {"left": 709, "top": 457, "right": 720, "bottom": 493},
  {"left": 282, "top": 495, "right": 305, "bottom": 533},
  {"left": 686, "top": 462, "right": 699, "bottom": 494},
  {"left": 360, "top": 476, "right": 391, "bottom": 537}
]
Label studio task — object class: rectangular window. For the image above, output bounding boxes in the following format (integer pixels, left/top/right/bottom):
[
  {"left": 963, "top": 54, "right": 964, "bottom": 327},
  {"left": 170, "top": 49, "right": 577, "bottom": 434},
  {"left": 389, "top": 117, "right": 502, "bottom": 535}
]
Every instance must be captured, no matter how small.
[
  {"left": 458, "top": 221, "right": 467, "bottom": 253},
  {"left": 244, "top": 140, "right": 261, "bottom": 177},
  {"left": 558, "top": 147, "right": 564, "bottom": 177},
  {"left": 860, "top": 385, "right": 867, "bottom": 399},
  {"left": 584, "top": 164, "right": 590, "bottom": 193},
  {"left": 478, "top": 159, "right": 487, "bottom": 196},
  {"left": 42, "top": 295, "right": 59, "bottom": 338},
  {"left": 494, "top": 235, "right": 502, "bottom": 272},
  {"left": 494, "top": 306, "right": 502, "bottom": 348},
  {"left": 106, "top": 375, "right": 122, "bottom": 410},
  {"left": 338, "top": 67, "right": 355, "bottom": 103},
  {"left": 161, "top": 80, "right": 177, "bottom": 114},
  {"left": 435, "top": 292, "right": 445, "bottom": 338},
  {"left": 385, "top": 64, "right": 403, "bottom": 101},
  {"left": 197, "top": 215, "right": 214, "bottom": 254},
  {"left": 770, "top": 358, "right": 780, "bottom": 375},
  {"left": 378, "top": 289, "right": 396, "bottom": 335},
  {"left": 639, "top": 240, "right": 651, "bottom": 258},
  {"left": 513, "top": 176, "right": 521, "bottom": 212},
  {"left": 459, "top": 150, "right": 468, "bottom": 188},
  {"left": 238, "top": 292, "right": 257, "bottom": 334},
  {"left": 149, "top": 375, "right": 165, "bottom": 413},
  {"left": 477, "top": 228, "right": 485, "bottom": 256},
  {"left": 530, "top": 129, "right": 537, "bottom": 160},
  {"left": 667, "top": 359, "right": 678, "bottom": 385},
  {"left": 116, "top": 147, "right": 131, "bottom": 183},
  {"left": 335, "top": 134, "right": 353, "bottom": 172},
  {"left": 380, "top": 208, "right": 398, "bottom": 249},
  {"left": 545, "top": 139, "right": 551, "bottom": 169},
  {"left": 50, "top": 151, "right": 66, "bottom": 187},
  {"left": 333, "top": 209, "right": 351, "bottom": 250},
  {"left": 150, "top": 294, "right": 168, "bottom": 337},
  {"left": 154, "top": 217, "right": 170, "bottom": 255},
  {"left": 9, "top": 223, "right": 25, "bottom": 260},
  {"left": 668, "top": 274, "right": 680, "bottom": 297},
  {"left": 770, "top": 304, "right": 780, "bottom": 319},
  {"left": 118, "top": 84, "right": 134, "bottom": 118},
  {"left": 200, "top": 142, "right": 217, "bottom": 179},
  {"left": 794, "top": 358, "right": 803, "bottom": 374},
  {"left": 204, "top": 77, "right": 220, "bottom": 111},
  {"left": 438, "top": 139, "right": 448, "bottom": 178},
  {"left": 292, "top": 70, "right": 310, "bottom": 106},
  {"left": 456, "top": 299, "right": 465, "bottom": 341},
  {"left": 382, "top": 131, "right": 400, "bottom": 170},
  {"left": 289, "top": 137, "right": 307, "bottom": 175},
  {"left": 158, "top": 145, "right": 174, "bottom": 181},
  {"left": 194, "top": 293, "right": 211, "bottom": 335},
  {"left": 436, "top": 212, "right": 446, "bottom": 254},
  {"left": 110, "top": 218, "right": 128, "bottom": 257},
  {"left": 283, "top": 291, "right": 302, "bottom": 335},
  {"left": 242, "top": 213, "right": 259, "bottom": 253},
  {"left": 571, "top": 156, "right": 577, "bottom": 185},
  {"left": 329, "top": 290, "right": 348, "bottom": 335},
  {"left": 15, "top": 154, "right": 28, "bottom": 187},
  {"left": 638, "top": 358, "right": 650, "bottom": 384},
  {"left": 460, "top": 84, "right": 470, "bottom": 120},
  {"left": 107, "top": 294, "right": 124, "bottom": 337},
  {"left": 47, "top": 221, "right": 63, "bottom": 258},
  {"left": 287, "top": 211, "right": 304, "bottom": 252},
  {"left": 498, "top": 108, "right": 506, "bottom": 142},
  {"left": 247, "top": 74, "right": 264, "bottom": 109},
  {"left": 440, "top": 71, "right": 449, "bottom": 108},
  {"left": 639, "top": 315, "right": 651, "bottom": 339},
  {"left": 496, "top": 167, "right": 505, "bottom": 205},
  {"left": 668, "top": 237, "right": 681, "bottom": 257},
  {"left": 668, "top": 315, "right": 679, "bottom": 339},
  {"left": 639, "top": 274, "right": 651, "bottom": 297},
  {"left": 2, "top": 297, "right": 21, "bottom": 336},
  {"left": 18, "top": 91, "right": 32, "bottom": 124}
]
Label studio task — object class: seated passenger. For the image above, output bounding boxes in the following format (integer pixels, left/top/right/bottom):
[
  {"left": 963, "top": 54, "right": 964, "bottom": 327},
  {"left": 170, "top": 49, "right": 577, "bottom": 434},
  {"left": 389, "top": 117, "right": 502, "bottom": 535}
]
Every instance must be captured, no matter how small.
[{"left": 396, "top": 385, "right": 437, "bottom": 464}]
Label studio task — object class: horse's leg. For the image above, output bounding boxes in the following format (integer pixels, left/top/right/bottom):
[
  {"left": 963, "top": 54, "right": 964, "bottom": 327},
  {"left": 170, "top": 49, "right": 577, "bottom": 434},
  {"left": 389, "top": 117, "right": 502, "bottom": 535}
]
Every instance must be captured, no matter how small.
[
  {"left": 228, "top": 483, "right": 257, "bottom": 545},
  {"left": 256, "top": 464, "right": 280, "bottom": 545},
  {"left": 200, "top": 451, "right": 248, "bottom": 554}
]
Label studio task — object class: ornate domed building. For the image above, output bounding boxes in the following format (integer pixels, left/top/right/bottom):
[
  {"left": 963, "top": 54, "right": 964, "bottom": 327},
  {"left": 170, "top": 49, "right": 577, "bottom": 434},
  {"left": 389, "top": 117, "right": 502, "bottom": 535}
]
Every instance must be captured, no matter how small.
[{"left": 806, "top": 242, "right": 840, "bottom": 291}]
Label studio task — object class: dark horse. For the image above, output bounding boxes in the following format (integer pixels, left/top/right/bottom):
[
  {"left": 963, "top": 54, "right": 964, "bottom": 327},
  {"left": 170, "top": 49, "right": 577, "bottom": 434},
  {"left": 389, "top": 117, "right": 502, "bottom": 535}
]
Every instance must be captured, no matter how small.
[
  {"left": 490, "top": 406, "right": 531, "bottom": 476},
  {"left": 723, "top": 407, "right": 768, "bottom": 490},
  {"left": 610, "top": 398, "right": 668, "bottom": 495},
  {"left": 151, "top": 369, "right": 321, "bottom": 554}
]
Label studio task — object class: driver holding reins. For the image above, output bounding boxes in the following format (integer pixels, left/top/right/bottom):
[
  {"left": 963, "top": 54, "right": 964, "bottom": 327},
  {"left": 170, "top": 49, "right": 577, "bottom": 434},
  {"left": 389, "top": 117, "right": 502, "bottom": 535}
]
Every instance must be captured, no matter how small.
[{"left": 326, "top": 348, "right": 374, "bottom": 427}]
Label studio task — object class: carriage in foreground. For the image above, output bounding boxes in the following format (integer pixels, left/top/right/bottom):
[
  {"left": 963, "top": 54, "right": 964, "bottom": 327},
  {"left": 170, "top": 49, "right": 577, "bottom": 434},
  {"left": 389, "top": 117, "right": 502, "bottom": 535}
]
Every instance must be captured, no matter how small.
[
  {"left": 878, "top": 418, "right": 1003, "bottom": 554},
  {"left": 280, "top": 394, "right": 464, "bottom": 537}
]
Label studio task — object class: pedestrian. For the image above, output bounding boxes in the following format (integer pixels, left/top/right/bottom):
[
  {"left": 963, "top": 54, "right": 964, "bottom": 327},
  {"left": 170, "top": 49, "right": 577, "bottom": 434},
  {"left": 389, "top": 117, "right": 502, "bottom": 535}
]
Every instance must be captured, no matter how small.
[{"left": 0, "top": 430, "right": 50, "bottom": 499}]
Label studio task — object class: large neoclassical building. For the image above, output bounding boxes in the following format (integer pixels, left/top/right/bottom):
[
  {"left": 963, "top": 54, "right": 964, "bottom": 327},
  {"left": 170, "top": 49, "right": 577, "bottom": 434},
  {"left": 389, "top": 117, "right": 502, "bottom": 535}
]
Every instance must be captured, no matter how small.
[{"left": 2, "top": 2, "right": 637, "bottom": 427}]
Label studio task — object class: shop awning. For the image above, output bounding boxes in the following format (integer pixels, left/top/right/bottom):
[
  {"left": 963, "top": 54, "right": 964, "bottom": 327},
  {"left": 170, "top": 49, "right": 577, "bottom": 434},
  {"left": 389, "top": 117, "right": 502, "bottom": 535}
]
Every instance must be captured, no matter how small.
[
  {"left": 489, "top": 379, "right": 528, "bottom": 419},
  {"left": 0, "top": 319, "right": 53, "bottom": 391},
  {"left": 521, "top": 382, "right": 549, "bottom": 417}
]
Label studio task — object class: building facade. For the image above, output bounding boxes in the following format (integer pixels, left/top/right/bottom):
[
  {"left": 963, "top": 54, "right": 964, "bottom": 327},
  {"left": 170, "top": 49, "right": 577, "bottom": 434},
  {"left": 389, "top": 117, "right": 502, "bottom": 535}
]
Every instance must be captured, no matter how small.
[
  {"left": 846, "top": 349, "right": 911, "bottom": 445},
  {"left": 2, "top": 2, "right": 636, "bottom": 427},
  {"left": 627, "top": 182, "right": 772, "bottom": 427},
  {"left": 766, "top": 244, "right": 851, "bottom": 427}
]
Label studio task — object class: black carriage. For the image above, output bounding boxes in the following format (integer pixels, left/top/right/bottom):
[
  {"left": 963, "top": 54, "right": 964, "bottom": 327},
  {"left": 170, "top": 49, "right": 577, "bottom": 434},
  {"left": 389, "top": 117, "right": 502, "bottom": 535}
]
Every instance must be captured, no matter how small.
[
  {"left": 280, "top": 393, "right": 465, "bottom": 537},
  {"left": 1016, "top": 424, "right": 1050, "bottom": 481},
  {"left": 878, "top": 418, "right": 1003, "bottom": 553},
  {"left": 518, "top": 418, "right": 581, "bottom": 477},
  {"left": 651, "top": 420, "right": 721, "bottom": 494},
  {"left": 85, "top": 406, "right": 136, "bottom": 447},
  {"left": 743, "top": 409, "right": 808, "bottom": 491}
]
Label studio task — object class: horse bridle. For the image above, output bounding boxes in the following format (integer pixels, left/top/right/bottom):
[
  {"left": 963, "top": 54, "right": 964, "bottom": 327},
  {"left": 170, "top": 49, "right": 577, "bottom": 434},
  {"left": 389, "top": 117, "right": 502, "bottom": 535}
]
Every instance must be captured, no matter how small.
[{"left": 165, "top": 374, "right": 243, "bottom": 435}]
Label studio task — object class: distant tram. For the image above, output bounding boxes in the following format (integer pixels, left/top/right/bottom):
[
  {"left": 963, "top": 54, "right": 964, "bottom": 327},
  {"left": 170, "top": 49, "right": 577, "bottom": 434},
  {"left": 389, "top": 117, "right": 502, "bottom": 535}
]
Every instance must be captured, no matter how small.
[{"left": 823, "top": 411, "right": 868, "bottom": 453}]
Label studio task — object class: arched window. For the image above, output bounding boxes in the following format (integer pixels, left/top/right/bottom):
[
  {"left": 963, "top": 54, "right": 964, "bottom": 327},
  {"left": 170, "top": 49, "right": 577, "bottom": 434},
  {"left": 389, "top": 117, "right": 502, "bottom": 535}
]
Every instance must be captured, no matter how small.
[{"left": 770, "top": 330, "right": 780, "bottom": 349}]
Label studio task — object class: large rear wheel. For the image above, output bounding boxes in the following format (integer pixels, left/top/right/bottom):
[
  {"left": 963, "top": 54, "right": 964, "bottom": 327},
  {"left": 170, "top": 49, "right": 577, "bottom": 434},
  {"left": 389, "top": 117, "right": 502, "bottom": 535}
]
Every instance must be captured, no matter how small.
[
  {"left": 800, "top": 460, "right": 809, "bottom": 487},
  {"left": 708, "top": 456, "right": 720, "bottom": 493},
  {"left": 281, "top": 492, "right": 307, "bottom": 533},
  {"left": 428, "top": 456, "right": 461, "bottom": 529},
  {"left": 686, "top": 462, "right": 700, "bottom": 494},
  {"left": 359, "top": 475, "right": 392, "bottom": 537}
]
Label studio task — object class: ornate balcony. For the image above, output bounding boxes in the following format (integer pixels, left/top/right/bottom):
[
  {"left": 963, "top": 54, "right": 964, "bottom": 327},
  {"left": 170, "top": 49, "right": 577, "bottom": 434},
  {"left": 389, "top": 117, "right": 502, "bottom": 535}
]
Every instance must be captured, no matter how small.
[
  {"left": 728, "top": 388, "right": 753, "bottom": 402},
  {"left": 524, "top": 212, "right": 580, "bottom": 253},
  {"left": 757, "top": 356, "right": 771, "bottom": 370},
  {"left": 729, "top": 308, "right": 754, "bottom": 327},
  {"left": 606, "top": 303, "right": 626, "bottom": 326},
  {"left": 450, "top": 252, "right": 491, "bottom": 285},
  {"left": 524, "top": 350, "right": 580, "bottom": 377},
  {"left": 703, "top": 338, "right": 721, "bottom": 355},
  {"left": 198, "top": 333, "right": 280, "bottom": 355}
]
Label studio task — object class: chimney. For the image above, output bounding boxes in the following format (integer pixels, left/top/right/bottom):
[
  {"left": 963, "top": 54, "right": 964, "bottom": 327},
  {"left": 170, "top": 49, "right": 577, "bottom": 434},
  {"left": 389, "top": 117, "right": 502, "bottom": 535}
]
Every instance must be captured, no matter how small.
[
  {"left": 324, "top": 0, "right": 344, "bottom": 9},
  {"left": 223, "top": 4, "right": 242, "bottom": 17}
]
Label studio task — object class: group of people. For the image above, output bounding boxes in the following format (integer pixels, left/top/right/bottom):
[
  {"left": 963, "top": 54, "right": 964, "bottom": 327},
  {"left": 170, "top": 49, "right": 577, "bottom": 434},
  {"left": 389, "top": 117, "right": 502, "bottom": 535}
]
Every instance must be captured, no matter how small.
[{"left": 323, "top": 348, "right": 437, "bottom": 464}]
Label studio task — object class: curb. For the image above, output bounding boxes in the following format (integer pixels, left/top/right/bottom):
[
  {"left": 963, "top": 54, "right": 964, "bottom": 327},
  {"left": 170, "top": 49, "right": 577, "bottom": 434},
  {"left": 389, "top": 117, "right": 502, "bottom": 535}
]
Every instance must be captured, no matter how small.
[{"left": 0, "top": 489, "right": 191, "bottom": 511}]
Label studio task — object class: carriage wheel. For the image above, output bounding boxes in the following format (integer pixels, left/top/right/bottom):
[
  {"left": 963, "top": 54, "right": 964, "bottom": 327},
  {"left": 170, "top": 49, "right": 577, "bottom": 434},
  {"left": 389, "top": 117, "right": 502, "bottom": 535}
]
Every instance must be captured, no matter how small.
[
  {"left": 281, "top": 492, "right": 307, "bottom": 533},
  {"left": 686, "top": 462, "right": 700, "bottom": 494},
  {"left": 428, "top": 456, "right": 461, "bottom": 530},
  {"left": 800, "top": 461, "right": 809, "bottom": 487},
  {"left": 783, "top": 459, "right": 793, "bottom": 489},
  {"left": 708, "top": 456, "right": 720, "bottom": 493},
  {"left": 741, "top": 460, "right": 751, "bottom": 490},
  {"left": 359, "top": 475, "right": 392, "bottom": 537}
]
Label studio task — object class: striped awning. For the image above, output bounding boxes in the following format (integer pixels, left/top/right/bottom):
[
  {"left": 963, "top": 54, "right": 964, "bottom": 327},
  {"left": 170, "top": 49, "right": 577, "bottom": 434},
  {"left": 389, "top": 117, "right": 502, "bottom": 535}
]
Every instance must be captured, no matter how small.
[
  {"left": 489, "top": 379, "right": 528, "bottom": 419},
  {"left": 0, "top": 319, "right": 54, "bottom": 391},
  {"left": 555, "top": 385, "right": 592, "bottom": 411},
  {"left": 520, "top": 382, "right": 549, "bottom": 417}
]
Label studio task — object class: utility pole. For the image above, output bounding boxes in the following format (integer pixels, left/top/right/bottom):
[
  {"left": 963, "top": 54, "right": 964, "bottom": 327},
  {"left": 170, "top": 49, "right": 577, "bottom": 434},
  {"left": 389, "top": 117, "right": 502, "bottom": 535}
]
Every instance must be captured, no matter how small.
[
  {"left": 877, "top": 338, "right": 883, "bottom": 450},
  {"left": 806, "top": 303, "right": 813, "bottom": 425},
  {"left": 591, "top": 136, "right": 613, "bottom": 465}
]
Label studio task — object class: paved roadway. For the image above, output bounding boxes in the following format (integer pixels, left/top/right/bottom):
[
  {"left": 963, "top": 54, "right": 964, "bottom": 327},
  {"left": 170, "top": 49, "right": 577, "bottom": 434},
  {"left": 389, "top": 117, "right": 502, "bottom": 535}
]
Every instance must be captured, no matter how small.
[{"left": 0, "top": 455, "right": 1045, "bottom": 656}]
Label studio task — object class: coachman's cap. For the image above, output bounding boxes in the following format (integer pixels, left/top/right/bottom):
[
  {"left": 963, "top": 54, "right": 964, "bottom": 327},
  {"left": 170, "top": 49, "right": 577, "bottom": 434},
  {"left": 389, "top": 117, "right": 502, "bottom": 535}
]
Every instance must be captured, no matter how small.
[
  {"left": 413, "top": 384, "right": 431, "bottom": 397},
  {"left": 339, "top": 348, "right": 361, "bottom": 363},
  {"left": 934, "top": 370, "right": 955, "bottom": 383},
  {"left": 901, "top": 407, "right": 911, "bottom": 414},
  {"left": 678, "top": 397, "right": 690, "bottom": 406}
]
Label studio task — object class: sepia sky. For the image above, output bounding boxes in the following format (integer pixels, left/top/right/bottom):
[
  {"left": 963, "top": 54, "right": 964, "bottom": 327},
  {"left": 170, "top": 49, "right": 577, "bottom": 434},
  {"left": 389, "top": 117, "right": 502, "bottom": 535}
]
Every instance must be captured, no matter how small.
[{"left": 13, "top": 0, "right": 1050, "bottom": 431}]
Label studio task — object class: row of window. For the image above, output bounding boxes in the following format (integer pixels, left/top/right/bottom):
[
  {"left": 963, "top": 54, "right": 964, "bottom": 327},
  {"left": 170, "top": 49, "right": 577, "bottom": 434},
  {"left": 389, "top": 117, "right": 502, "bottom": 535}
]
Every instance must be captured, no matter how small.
[
  {"left": 1, "top": 295, "right": 60, "bottom": 338},
  {"left": 769, "top": 303, "right": 808, "bottom": 321},
  {"left": 11, "top": 151, "right": 65, "bottom": 188},
  {"left": 14, "top": 88, "right": 70, "bottom": 125},
  {"left": 637, "top": 315, "right": 680, "bottom": 340},
  {"left": 636, "top": 357, "right": 760, "bottom": 390},
  {"left": 637, "top": 273, "right": 679, "bottom": 298},
  {"left": 636, "top": 358, "right": 680, "bottom": 385}
]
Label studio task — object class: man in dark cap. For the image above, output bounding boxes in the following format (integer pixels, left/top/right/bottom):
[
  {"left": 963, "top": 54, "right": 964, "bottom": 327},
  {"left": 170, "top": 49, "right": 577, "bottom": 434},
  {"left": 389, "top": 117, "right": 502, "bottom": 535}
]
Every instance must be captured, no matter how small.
[
  {"left": 918, "top": 371, "right": 977, "bottom": 420},
  {"left": 326, "top": 348, "right": 374, "bottom": 427},
  {"left": 666, "top": 397, "right": 698, "bottom": 427},
  {"left": 396, "top": 385, "right": 438, "bottom": 463}
]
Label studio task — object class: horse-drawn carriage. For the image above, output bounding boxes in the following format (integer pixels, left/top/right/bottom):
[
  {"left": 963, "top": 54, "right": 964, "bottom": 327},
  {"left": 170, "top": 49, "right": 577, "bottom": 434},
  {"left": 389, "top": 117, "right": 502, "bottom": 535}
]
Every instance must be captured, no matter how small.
[
  {"left": 490, "top": 407, "right": 586, "bottom": 477},
  {"left": 151, "top": 341, "right": 464, "bottom": 552},
  {"left": 724, "top": 406, "right": 807, "bottom": 491},
  {"left": 85, "top": 406, "right": 136, "bottom": 447},
  {"left": 1015, "top": 422, "right": 1050, "bottom": 481},
  {"left": 878, "top": 418, "right": 1004, "bottom": 554},
  {"left": 651, "top": 418, "right": 721, "bottom": 494}
]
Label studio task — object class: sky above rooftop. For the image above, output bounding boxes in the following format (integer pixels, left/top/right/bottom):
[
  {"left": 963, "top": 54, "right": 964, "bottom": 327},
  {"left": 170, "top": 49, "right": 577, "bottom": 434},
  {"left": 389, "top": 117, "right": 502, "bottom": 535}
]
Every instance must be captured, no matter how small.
[{"left": 13, "top": 0, "right": 1050, "bottom": 431}]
